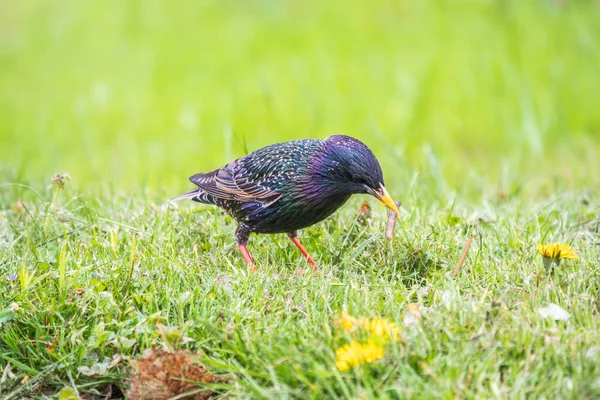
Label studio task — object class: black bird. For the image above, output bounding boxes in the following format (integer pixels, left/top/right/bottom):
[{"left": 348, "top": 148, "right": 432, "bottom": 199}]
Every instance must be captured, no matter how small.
[{"left": 173, "top": 134, "right": 399, "bottom": 272}]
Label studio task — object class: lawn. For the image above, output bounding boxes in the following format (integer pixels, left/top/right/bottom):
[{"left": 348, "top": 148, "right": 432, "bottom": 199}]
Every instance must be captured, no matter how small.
[{"left": 1, "top": 0, "right": 599, "bottom": 398}]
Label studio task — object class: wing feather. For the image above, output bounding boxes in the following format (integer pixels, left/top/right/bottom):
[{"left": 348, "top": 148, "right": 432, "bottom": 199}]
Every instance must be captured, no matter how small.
[{"left": 189, "top": 139, "right": 321, "bottom": 205}]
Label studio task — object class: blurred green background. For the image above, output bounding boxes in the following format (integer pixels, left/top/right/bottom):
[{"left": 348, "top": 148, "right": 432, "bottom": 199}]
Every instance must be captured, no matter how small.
[{"left": 1, "top": 0, "right": 599, "bottom": 197}]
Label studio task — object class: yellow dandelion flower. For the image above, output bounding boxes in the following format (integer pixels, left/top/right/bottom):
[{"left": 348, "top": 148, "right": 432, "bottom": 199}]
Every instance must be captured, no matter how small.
[
  {"left": 538, "top": 243, "right": 578, "bottom": 266},
  {"left": 335, "top": 313, "right": 402, "bottom": 341},
  {"left": 336, "top": 312, "right": 358, "bottom": 331},
  {"left": 335, "top": 340, "right": 384, "bottom": 371},
  {"left": 361, "top": 317, "right": 402, "bottom": 341}
]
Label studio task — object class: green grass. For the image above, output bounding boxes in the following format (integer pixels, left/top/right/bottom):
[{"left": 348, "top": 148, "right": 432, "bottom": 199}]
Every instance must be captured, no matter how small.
[{"left": 1, "top": 0, "right": 600, "bottom": 398}]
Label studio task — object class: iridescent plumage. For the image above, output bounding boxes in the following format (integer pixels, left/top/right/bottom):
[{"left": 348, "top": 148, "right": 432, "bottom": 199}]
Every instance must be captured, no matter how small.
[{"left": 174, "top": 134, "right": 399, "bottom": 272}]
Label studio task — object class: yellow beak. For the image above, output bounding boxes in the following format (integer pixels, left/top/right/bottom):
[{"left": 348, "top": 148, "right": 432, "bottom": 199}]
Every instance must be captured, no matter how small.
[{"left": 374, "top": 185, "right": 400, "bottom": 215}]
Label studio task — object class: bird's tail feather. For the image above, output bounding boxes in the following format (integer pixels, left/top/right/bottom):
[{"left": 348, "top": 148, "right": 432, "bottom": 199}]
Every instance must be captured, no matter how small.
[
  {"left": 169, "top": 188, "right": 216, "bottom": 205},
  {"left": 170, "top": 189, "right": 201, "bottom": 202}
]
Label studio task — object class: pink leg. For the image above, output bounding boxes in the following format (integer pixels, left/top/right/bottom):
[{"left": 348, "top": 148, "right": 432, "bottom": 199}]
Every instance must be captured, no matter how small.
[
  {"left": 237, "top": 244, "right": 257, "bottom": 274},
  {"left": 288, "top": 233, "right": 319, "bottom": 272}
]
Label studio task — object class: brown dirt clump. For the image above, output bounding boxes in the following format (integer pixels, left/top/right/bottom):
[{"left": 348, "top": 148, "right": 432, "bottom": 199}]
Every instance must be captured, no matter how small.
[{"left": 128, "top": 347, "right": 227, "bottom": 400}]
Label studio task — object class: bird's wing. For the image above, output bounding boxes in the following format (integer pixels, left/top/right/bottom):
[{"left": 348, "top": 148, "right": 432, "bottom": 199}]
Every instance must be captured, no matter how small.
[
  {"left": 190, "top": 139, "right": 320, "bottom": 204},
  {"left": 215, "top": 159, "right": 284, "bottom": 204}
]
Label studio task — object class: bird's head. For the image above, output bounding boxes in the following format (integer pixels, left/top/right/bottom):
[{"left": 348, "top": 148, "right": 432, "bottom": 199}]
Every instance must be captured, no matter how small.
[{"left": 312, "top": 135, "right": 400, "bottom": 214}]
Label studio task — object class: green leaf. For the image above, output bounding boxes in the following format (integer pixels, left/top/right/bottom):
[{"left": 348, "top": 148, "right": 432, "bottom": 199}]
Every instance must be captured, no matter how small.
[{"left": 0, "top": 308, "right": 16, "bottom": 324}]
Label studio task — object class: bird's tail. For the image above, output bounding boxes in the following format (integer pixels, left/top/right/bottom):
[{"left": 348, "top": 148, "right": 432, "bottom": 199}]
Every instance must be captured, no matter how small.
[
  {"left": 170, "top": 188, "right": 202, "bottom": 202},
  {"left": 169, "top": 188, "right": 215, "bottom": 205}
]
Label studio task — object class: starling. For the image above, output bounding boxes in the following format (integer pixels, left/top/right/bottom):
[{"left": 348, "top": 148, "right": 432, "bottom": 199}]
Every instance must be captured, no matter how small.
[{"left": 173, "top": 134, "right": 399, "bottom": 272}]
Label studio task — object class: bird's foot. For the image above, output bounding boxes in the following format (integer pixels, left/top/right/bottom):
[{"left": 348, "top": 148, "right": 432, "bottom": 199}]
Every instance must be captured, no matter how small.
[
  {"left": 306, "top": 257, "right": 319, "bottom": 272},
  {"left": 237, "top": 243, "right": 257, "bottom": 274},
  {"left": 288, "top": 234, "right": 319, "bottom": 273}
]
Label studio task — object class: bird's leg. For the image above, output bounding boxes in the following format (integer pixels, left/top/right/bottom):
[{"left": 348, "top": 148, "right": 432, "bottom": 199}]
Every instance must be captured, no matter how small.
[
  {"left": 235, "top": 225, "right": 256, "bottom": 273},
  {"left": 237, "top": 244, "right": 256, "bottom": 273},
  {"left": 287, "top": 231, "right": 319, "bottom": 272}
]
